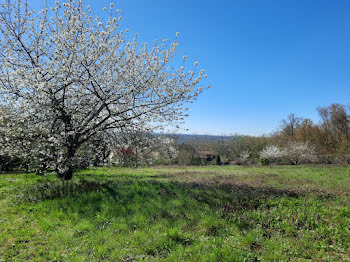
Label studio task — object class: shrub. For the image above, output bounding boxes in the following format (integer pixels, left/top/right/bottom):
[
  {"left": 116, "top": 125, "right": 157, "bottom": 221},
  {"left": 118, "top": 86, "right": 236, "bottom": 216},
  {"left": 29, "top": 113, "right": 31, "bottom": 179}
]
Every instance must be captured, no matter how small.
[{"left": 259, "top": 145, "right": 283, "bottom": 165}]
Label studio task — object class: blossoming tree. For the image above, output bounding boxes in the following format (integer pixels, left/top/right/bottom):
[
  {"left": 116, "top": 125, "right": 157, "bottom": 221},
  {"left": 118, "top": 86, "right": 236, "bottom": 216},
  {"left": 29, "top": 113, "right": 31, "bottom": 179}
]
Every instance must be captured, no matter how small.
[
  {"left": 0, "top": 0, "right": 207, "bottom": 179},
  {"left": 259, "top": 145, "right": 283, "bottom": 165},
  {"left": 282, "top": 141, "right": 317, "bottom": 165}
]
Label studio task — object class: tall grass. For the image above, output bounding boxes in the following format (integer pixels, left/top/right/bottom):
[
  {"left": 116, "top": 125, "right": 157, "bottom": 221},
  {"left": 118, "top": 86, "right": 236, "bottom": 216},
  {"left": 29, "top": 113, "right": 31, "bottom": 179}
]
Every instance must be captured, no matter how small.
[{"left": 1, "top": 165, "right": 349, "bottom": 261}]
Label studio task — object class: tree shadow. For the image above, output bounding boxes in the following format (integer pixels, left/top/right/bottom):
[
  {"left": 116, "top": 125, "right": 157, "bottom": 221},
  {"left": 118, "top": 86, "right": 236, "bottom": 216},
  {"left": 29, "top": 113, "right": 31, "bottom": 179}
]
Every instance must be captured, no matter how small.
[
  {"left": 9, "top": 173, "right": 342, "bottom": 261},
  {"left": 13, "top": 175, "right": 338, "bottom": 260},
  {"left": 18, "top": 176, "right": 307, "bottom": 215}
]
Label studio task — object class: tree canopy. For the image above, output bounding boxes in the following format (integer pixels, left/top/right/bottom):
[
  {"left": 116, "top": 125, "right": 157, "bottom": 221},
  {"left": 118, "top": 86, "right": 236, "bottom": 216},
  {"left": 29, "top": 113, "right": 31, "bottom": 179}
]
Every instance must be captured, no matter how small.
[{"left": 0, "top": 0, "right": 207, "bottom": 179}]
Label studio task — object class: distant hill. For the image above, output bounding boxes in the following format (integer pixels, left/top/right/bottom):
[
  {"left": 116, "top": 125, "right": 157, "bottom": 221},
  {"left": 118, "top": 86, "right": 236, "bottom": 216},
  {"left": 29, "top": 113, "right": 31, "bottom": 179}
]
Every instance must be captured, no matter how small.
[{"left": 157, "top": 133, "right": 232, "bottom": 144}]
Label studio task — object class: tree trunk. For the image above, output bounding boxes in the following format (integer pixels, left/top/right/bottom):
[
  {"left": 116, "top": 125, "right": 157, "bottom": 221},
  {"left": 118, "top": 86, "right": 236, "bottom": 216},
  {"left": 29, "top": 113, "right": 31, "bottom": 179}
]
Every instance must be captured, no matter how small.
[
  {"left": 36, "top": 162, "right": 46, "bottom": 176},
  {"left": 63, "top": 166, "right": 73, "bottom": 180},
  {"left": 93, "top": 157, "right": 99, "bottom": 167},
  {"left": 57, "top": 145, "right": 76, "bottom": 180},
  {"left": 57, "top": 161, "right": 74, "bottom": 180}
]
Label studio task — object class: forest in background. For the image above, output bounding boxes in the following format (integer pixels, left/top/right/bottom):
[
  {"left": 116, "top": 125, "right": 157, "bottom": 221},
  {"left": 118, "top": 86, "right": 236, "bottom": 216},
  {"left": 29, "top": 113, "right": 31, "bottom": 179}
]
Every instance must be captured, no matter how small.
[{"left": 176, "top": 102, "right": 350, "bottom": 166}]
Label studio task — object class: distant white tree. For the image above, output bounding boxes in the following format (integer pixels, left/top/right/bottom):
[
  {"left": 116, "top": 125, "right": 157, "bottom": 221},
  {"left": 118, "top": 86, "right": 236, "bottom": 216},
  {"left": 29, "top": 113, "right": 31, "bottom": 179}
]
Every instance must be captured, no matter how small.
[
  {"left": 108, "top": 128, "right": 157, "bottom": 166},
  {"left": 0, "top": 0, "right": 207, "bottom": 179},
  {"left": 107, "top": 129, "right": 178, "bottom": 166},
  {"left": 238, "top": 149, "right": 250, "bottom": 164},
  {"left": 259, "top": 145, "right": 283, "bottom": 165},
  {"left": 282, "top": 141, "right": 317, "bottom": 165},
  {"left": 153, "top": 136, "right": 179, "bottom": 165}
]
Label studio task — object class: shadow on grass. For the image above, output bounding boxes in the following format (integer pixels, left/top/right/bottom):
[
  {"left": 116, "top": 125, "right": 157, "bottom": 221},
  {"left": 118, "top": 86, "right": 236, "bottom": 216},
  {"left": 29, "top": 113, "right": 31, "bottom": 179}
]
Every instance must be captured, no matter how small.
[
  {"left": 0, "top": 170, "right": 31, "bottom": 175},
  {"left": 12, "top": 175, "right": 342, "bottom": 260},
  {"left": 17, "top": 176, "right": 304, "bottom": 210},
  {"left": 77, "top": 172, "right": 149, "bottom": 180}
]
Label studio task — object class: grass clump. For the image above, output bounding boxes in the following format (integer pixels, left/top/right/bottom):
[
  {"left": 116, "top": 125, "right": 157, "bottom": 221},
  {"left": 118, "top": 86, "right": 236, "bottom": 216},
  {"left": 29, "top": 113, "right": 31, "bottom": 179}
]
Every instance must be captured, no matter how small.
[
  {"left": 17, "top": 179, "right": 111, "bottom": 202},
  {"left": 1, "top": 165, "right": 350, "bottom": 261}
]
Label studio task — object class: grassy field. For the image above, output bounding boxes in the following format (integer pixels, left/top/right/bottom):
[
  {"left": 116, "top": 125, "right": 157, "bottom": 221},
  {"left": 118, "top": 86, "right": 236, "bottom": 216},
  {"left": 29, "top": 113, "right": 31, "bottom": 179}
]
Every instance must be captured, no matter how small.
[{"left": 1, "top": 165, "right": 350, "bottom": 261}]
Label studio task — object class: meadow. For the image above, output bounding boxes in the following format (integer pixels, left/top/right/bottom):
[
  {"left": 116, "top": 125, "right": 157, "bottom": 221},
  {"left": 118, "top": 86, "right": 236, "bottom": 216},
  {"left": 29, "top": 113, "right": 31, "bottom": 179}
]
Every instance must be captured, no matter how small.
[{"left": 1, "top": 165, "right": 350, "bottom": 261}]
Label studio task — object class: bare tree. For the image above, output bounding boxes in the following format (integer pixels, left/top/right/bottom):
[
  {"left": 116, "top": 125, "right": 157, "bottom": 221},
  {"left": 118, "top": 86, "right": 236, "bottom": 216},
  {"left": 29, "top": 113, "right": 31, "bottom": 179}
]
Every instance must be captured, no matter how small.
[
  {"left": 215, "top": 137, "right": 233, "bottom": 163},
  {"left": 317, "top": 104, "right": 350, "bottom": 145},
  {"left": 280, "top": 113, "right": 303, "bottom": 138},
  {"left": 188, "top": 137, "right": 211, "bottom": 166}
]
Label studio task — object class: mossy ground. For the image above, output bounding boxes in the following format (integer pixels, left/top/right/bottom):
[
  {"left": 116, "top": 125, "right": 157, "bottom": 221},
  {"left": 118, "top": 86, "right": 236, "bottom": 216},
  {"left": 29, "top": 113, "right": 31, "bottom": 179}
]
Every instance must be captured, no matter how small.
[{"left": 1, "top": 165, "right": 350, "bottom": 261}]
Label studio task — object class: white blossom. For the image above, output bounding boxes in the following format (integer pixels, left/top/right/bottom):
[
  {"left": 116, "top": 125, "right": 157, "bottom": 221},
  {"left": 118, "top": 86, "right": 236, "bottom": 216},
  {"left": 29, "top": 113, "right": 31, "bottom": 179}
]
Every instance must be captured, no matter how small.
[
  {"left": 0, "top": 0, "right": 206, "bottom": 179},
  {"left": 238, "top": 149, "right": 250, "bottom": 164},
  {"left": 260, "top": 145, "right": 283, "bottom": 164},
  {"left": 282, "top": 141, "right": 317, "bottom": 165}
]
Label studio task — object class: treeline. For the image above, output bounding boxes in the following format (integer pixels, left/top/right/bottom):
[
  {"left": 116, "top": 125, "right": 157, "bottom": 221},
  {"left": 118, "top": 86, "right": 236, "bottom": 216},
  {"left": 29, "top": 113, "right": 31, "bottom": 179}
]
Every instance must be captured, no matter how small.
[
  {"left": 176, "top": 103, "right": 350, "bottom": 165},
  {"left": 274, "top": 103, "right": 350, "bottom": 163},
  {"left": 175, "top": 135, "right": 272, "bottom": 165}
]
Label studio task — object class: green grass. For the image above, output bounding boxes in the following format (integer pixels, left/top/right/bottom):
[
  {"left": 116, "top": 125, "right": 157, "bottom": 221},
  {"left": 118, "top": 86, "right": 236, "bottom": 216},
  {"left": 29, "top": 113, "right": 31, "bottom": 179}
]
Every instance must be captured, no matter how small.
[{"left": 1, "top": 165, "right": 350, "bottom": 261}]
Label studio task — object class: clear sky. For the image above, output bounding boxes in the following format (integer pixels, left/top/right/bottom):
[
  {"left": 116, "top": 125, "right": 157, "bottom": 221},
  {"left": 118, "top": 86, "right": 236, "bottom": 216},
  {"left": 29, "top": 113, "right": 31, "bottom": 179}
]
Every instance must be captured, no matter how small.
[{"left": 35, "top": 0, "right": 350, "bottom": 136}]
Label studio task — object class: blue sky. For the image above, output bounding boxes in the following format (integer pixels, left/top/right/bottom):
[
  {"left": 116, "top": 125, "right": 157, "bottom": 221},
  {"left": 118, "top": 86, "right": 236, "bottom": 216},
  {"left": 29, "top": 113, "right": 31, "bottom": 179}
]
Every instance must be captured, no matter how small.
[{"left": 37, "top": 0, "right": 350, "bottom": 135}]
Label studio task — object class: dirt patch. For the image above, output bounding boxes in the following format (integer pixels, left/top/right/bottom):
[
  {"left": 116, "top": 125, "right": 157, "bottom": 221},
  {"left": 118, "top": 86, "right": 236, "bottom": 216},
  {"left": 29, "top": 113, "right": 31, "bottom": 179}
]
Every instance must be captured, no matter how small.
[
  {"left": 162, "top": 172, "right": 339, "bottom": 199},
  {"left": 153, "top": 170, "right": 224, "bottom": 179}
]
